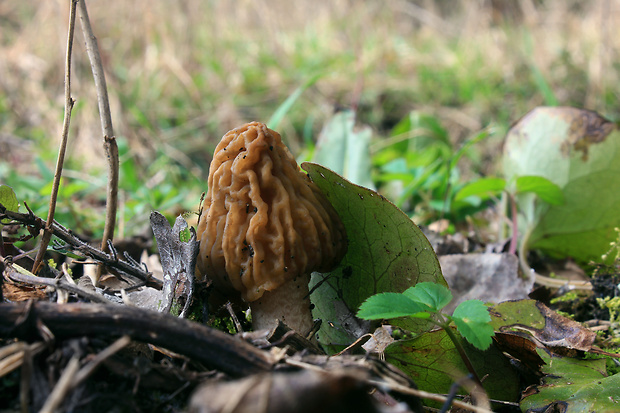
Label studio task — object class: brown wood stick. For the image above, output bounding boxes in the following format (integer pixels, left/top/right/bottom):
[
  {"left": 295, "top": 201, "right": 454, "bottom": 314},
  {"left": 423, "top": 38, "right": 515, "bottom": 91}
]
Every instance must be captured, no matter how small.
[{"left": 0, "top": 302, "right": 274, "bottom": 377}]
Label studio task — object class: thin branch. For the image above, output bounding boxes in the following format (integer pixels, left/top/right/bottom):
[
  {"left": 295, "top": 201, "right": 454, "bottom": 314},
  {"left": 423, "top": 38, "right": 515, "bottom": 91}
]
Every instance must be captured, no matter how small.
[
  {"left": 71, "top": 335, "right": 131, "bottom": 388},
  {"left": 0, "top": 302, "right": 275, "bottom": 377},
  {"left": 0, "top": 206, "right": 162, "bottom": 290},
  {"left": 33, "top": 0, "right": 79, "bottom": 274},
  {"left": 39, "top": 355, "right": 81, "bottom": 413},
  {"left": 2, "top": 260, "right": 114, "bottom": 304},
  {"left": 365, "top": 379, "right": 495, "bottom": 413},
  {"left": 78, "top": 0, "right": 119, "bottom": 283}
]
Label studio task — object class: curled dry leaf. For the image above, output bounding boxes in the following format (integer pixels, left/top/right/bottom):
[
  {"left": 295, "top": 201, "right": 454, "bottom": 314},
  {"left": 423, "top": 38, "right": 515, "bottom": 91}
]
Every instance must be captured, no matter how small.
[{"left": 490, "top": 300, "right": 597, "bottom": 352}]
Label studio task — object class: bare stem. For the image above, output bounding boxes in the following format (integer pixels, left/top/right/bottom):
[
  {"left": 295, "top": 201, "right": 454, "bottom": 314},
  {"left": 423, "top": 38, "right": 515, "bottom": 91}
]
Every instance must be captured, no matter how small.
[
  {"left": 518, "top": 220, "right": 592, "bottom": 290},
  {"left": 508, "top": 192, "right": 518, "bottom": 256},
  {"left": 33, "top": 0, "right": 78, "bottom": 274},
  {"left": 78, "top": 0, "right": 119, "bottom": 283},
  {"left": 440, "top": 322, "right": 482, "bottom": 387}
]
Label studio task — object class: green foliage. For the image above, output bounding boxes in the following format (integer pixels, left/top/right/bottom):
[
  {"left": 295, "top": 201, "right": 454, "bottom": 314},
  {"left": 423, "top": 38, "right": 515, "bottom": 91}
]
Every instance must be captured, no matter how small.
[
  {"left": 454, "top": 177, "right": 506, "bottom": 202},
  {"left": 0, "top": 185, "right": 19, "bottom": 224},
  {"left": 267, "top": 74, "right": 323, "bottom": 131},
  {"left": 304, "top": 163, "right": 446, "bottom": 353},
  {"left": 455, "top": 175, "right": 563, "bottom": 206},
  {"left": 488, "top": 299, "right": 546, "bottom": 331},
  {"left": 503, "top": 107, "right": 620, "bottom": 264},
  {"left": 521, "top": 349, "right": 620, "bottom": 412},
  {"left": 514, "top": 175, "right": 564, "bottom": 205},
  {"left": 451, "top": 300, "right": 495, "bottom": 351},
  {"left": 372, "top": 111, "right": 492, "bottom": 223},
  {"left": 385, "top": 328, "right": 519, "bottom": 404},
  {"left": 356, "top": 293, "right": 429, "bottom": 320},
  {"left": 311, "top": 110, "right": 374, "bottom": 189},
  {"left": 358, "top": 282, "right": 494, "bottom": 351}
]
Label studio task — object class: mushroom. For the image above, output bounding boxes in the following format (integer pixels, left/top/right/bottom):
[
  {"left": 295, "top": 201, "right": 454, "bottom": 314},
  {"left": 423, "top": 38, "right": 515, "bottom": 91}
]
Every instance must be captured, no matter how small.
[{"left": 196, "top": 122, "right": 347, "bottom": 335}]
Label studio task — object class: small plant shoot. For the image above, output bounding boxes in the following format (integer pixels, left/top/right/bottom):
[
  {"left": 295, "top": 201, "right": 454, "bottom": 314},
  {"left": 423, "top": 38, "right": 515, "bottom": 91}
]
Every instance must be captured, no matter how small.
[{"left": 358, "top": 282, "right": 494, "bottom": 351}]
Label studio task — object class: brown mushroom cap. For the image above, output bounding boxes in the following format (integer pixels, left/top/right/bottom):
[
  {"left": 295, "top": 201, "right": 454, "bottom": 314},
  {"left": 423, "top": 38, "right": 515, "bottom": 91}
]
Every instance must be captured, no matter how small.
[{"left": 196, "top": 122, "right": 347, "bottom": 303}]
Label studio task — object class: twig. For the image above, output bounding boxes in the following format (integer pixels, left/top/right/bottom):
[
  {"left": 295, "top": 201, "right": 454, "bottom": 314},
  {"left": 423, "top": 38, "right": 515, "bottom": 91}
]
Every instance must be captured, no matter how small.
[
  {"left": 39, "top": 355, "right": 81, "bottom": 413},
  {"left": 366, "top": 379, "right": 494, "bottom": 413},
  {"left": 0, "top": 206, "right": 162, "bottom": 290},
  {"left": 33, "top": 0, "right": 79, "bottom": 274},
  {"left": 0, "top": 302, "right": 275, "bottom": 377},
  {"left": 71, "top": 335, "right": 131, "bottom": 388},
  {"left": 0, "top": 342, "right": 46, "bottom": 378},
  {"left": 2, "top": 260, "right": 114, "bottom": 304},
  {"left": 77, "top": 0, "right": 119, "bottom": 284},
  {"left": 285, "top": 357, "right": 494, "bottom": 413}
]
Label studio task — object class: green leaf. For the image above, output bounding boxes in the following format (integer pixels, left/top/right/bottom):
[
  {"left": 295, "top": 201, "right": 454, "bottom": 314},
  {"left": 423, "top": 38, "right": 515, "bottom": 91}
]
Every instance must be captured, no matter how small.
[
  {"left": 454, "top": 177, "right": 506, "bottom": 201},
  {"left": 451, "top": 300, "right": 494, "bottom": 350},
  {"left": 515, "top": 175, "right": 564, "bottom": 205},
  {"left": 357, "top": 293, "right": 430, "bottom": 320},
  {"left": 0, "top": 185, "right": 19, "bottom": 225},
  {"left": 385, "top": 328, "right": 519, "bottom": 406},
  {"left": 267, "top": 73, "right": 322, "bottom": 130},
  {"left": 402, "top": 282, "right": 452, "bottom": 312},
  {"left": 521, "top": 349, "right": 620, "bottom": 412},
  {"left": 488, "top": 299, "right": 546, "bottom": 331},
  {"left": 503, "top": 107, "right": 620, "bottom": 264},
  {"left": 304, "top": 163, "right": 446, "bottom": 353},
  {"left": 178, "top": 225, "right": 192, "bottom": 243},
  {"left": 312, "top": 110, "right": 374, "bottom": 189}
]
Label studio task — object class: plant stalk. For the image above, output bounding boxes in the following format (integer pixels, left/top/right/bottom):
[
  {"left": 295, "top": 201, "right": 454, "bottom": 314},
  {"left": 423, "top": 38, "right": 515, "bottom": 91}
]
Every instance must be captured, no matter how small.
[
  {"left": 78, "top": 0, "right": 119, "bottom": 284},
  {"left": 440, "top": 321, "right": 483, "bottom": 388},
  {"left": 33, "top": 0, "right": 78, "bottom": 274}
]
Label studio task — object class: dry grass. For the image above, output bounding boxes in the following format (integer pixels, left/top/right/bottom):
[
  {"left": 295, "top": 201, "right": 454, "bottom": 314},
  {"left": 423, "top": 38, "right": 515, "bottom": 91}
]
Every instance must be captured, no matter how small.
[{"left": 1, "top": 0, "right": 619, "bottom": 219}]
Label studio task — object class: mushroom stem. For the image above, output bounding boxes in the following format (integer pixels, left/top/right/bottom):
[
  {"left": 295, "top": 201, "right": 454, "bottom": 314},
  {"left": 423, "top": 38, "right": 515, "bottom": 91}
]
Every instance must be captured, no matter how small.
[{"left": 250, "top": 274, "right": 313, "bottom": 335}]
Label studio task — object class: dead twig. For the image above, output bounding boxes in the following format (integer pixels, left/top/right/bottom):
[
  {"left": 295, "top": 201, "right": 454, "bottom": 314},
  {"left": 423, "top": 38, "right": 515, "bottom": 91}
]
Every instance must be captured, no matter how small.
[
  {"left": 0, "top": 206, "right": 162, "bottom": 290},
  {"left": 71, "top": 335, "right": 131, "bottom": 388},
  {"left": 366, "top": 379, "right": 495, "bottom": 413},
  {"left": 77, "top": 0, "right": 119, "bottom": 284},
  {"left": 2, "top": 259, "right": 113, "bottom": 304},
  {"left": 33, "top": 0, "right": 79, "bottom": 274},
  {"left": 0, "top": 302, "right": 275, "bottom": 377},
  {"left": 39, "top": 355, "right": 81, "bottom": 413},
  {"left": 0, "top": 341, "right": 46, "bottom": 378}
]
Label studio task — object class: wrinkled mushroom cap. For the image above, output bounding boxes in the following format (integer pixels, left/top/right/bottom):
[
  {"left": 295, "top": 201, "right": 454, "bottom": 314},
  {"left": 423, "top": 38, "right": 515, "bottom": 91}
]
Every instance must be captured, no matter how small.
[{"left": 196, "top": 122, "right": 347, "bottom": 302}]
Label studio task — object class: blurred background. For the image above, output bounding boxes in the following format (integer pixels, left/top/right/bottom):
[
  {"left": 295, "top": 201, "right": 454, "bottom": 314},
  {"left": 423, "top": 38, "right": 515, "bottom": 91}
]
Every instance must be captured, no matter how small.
[{"left": 0, "top": 0, "right": 618, "bottom": 239}]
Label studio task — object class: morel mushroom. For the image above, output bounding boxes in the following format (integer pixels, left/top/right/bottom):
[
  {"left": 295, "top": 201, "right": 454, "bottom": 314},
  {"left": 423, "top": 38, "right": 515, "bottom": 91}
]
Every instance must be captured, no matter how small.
[{"left": 196, "top": 122, "right": 347, "bottom": 335}]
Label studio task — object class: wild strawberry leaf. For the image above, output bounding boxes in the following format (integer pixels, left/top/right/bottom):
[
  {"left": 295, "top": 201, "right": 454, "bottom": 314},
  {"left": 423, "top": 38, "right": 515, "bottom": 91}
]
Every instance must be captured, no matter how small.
[
  {"left": 402, "top": 281, "right": 452, "bottom": 312},
  {"left": 357, "top": 293, "right": 430, "bottom": 320},
  {"left": 451, "top": 299, "right": 494, "bottom": 350}
]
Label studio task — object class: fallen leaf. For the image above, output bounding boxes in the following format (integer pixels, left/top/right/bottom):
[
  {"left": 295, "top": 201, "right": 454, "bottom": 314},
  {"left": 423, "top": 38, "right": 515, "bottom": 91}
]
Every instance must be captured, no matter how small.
[
  {"left": 439, "top": 253, "right": 534, "bottom": 313},
  {"left": 489, "top": 299, "right": 596, "bottom": 352},
  {"left": 304, "top": 163, "right": 446, "bottom": 353},
  {"left": 520, "top": 348, "right": 620, "bottom": 412},
  {"left": 385, "top": 328, "right": 519, "bottom": 405}
]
